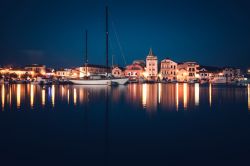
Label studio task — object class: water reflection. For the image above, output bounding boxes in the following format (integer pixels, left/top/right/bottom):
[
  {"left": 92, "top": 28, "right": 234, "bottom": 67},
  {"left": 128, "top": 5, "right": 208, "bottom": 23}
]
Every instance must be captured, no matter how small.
[
  {"left": 195, "top": 83, "right": 199, "bottom": 106},
  {"left": 30, "top": 84, "right": 34, "bottom": 108},
  {"left": 158, "top": 83, "right": 162, "bottom": 104},
  {"left": 0, "top": 84, "right": 248, "bottom": 113},
  {"left": 42, "top": 89, "right": 45, "bottom": 106},
  {"left": 67, "top": 89, "right": 70, "bottom": 104},
  {"left": 52, "top": 85, "right": 55, "bottom": 107},
  {"left": 17, "top": 84, "right": 21, "bottom": 108},
  {"left": 142, "top": 84, "right": 147, "bottom": 108},
  {"left": 74, "top": 88, "right": 77, "bottom": 105},
  {"left": 209, "top": 83, "right": 212, "bottom": 107},
  {"left": 2, "top": 85, "right": 5, "bottom": 110},
  {"left": 248, "top": 84, "right": 250, "bottom": 111},
  {"left": 176, "top": 83, "right": 179, "bottom": 111},
  {"left": 183, "top": 83, "right": 188, "bottom": 110},
  {"left": 9, "top": 86, "right": 12, "bottom": 107}
]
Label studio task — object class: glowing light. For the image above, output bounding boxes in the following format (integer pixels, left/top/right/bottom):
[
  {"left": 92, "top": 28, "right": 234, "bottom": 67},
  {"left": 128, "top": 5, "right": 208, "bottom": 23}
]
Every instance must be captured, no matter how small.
[
  {"left": 176, "top": 83, "right": 179, "bottom": 111},
  {"left": 194, "top": 83, "right": 199, "bottom": 106},
  {"left": 1, "top": 85, "right": 5, "bottom": 110},
  {"left": 183, "top": 83, "right": 187, "bottom": 110},
  {"left": 248, "top": 84, "right": 250, "bottom": 111},
  {"left": 142, "top": 84, "right": 147, "bottom": 108},
  {"left": 9, "top": 86, "right": 12, "bottom": 107},
  {"left": 158, "top": 83, "right": 162, "bottom": 104},
  {"left": 17, "top": 84, "right": 21, "bottom": 108},
  {"left": 61, "top": 86, "right": 65, "bottom": 99},
  {"left": 67, "top": 89, "right": 70, "bottom": 104},
  {"left": 74, "top": 88, "right": 77, "bottom": 105},
  {"left": 209, "top": 83, "right": 212, "bottom": 107},
  {"left": 42, "top": 89, "right": 45, "bottom": 106},
  {"left": 52, "top": 85, "right": 55, "bottom": 107},
  {"left": 30, "top": 84, "right": 34, "bottom": 108}
]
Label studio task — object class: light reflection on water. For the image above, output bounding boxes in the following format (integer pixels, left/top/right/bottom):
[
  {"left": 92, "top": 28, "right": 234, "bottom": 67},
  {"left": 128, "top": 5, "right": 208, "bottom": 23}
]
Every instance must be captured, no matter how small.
[
  {"left": 30, "top": 84, "right": 34, "bottom": 108},
  {"left": 0, "top": 84, "right": 249, "bottom": 112},
  {"left": 1, "top": 85, "right": 4, "bottom": 110},
  {"left": 17, "top": 84, "right": 21, "bottom": 108},
  {"left": 195, "top": 83, "right": 199, "bottom": 106},
  {"left": 209, "top": 83, "right": 212, "bottom": 107},
  {"left": 248, "top": 84, "right": 250, "bottom": 111}
]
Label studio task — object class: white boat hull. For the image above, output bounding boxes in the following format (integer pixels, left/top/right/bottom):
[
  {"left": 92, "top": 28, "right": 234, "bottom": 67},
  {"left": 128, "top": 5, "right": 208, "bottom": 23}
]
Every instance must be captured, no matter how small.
[{"left": 69, "top": 78, "right": 129, "bottom": 85}]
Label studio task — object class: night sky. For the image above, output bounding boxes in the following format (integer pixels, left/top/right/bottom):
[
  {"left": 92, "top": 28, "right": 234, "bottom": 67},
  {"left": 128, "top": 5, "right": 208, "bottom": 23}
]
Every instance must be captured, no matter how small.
[{"left": 0, "top": 0, "right": 249, "bottom": 68}]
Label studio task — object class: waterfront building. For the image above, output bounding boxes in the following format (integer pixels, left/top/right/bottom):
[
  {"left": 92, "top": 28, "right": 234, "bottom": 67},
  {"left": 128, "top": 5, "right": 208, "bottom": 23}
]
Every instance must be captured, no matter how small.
[
  {"left": 25, "top": 64, "right": 46, "bottom": 75},
  {"left": 56, "top": 69, "right": 73, "bottom": 78},
  {"left": 112, "top": 66, "right": 125, "bottom": 78},
  {"left": 177, "top": 62, "right": 200, "bottom": 82},
  {"left": 222, "top": 67, "right": 241, "bottom": 82},
  {"left": 176, "top": 68, "right": 188, "bottom": 82},
  {"left": 124, "top": 61, "right": 145, "bottom": 81},
  {"left": 145, "top": 48, "right": 158, "bottom": 80},
  {"left": 198, "top": 66, "right": 221, "bottom": 82},
  {"left": 0, "top": 67, "right": 34, "bottom": 78},
  {"left": 160, "top": 58, "right": 177, "bottom": 81}
]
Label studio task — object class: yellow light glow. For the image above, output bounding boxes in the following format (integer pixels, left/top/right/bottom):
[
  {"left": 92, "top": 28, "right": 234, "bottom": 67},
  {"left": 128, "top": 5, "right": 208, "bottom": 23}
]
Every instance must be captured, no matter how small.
[
  {"left": 176, "top": 83, "right": 179, "bottom": 111},
  {"left": 195, "top": 83, "right": 199, "bottom": 106},
  {"left": 30, "top": 84, "right": 34, "bottom": 108},
  {"left": 74, "top": 88, "right": 77, "bottom": 105},
  {"left": 209, "top": 83, "right": 212, "bottom": 107},
  {"left": 248, "top": 84, "right": 250, "bottom": 111},
  {"left": 142, "top": 84, "right": 147, "bottom": 108},
  {"left": 61, "top": 86, "right": 64, "bottom": 99},
  {"left": 17, "top": 84, "right": 21, "bottom": 108},
  {"left": 67, "top": 89, "right": 70, "bottom": 104},
  {"left": 183, "top": 83, "right": 187, "bottom": 110},
  {"left": 52, "top": 85, "right": 55, "bottom": 107},
  {"left": 2, "top": 85, "right": 5, "bottom": 110},
  {"left": 42, "top": 89, "right": 45, "bottom": 106},
  {"left": 158, "top": 83, "right": 162, "bottom": 104},
  {"left": 9, "top": 86, "right": 12, "bottom": 107}
]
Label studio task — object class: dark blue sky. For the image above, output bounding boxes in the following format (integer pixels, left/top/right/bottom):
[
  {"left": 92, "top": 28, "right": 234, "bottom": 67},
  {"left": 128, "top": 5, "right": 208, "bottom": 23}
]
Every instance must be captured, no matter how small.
[{"left": 0, "top": 0, "right": 249, "bottom": 68}]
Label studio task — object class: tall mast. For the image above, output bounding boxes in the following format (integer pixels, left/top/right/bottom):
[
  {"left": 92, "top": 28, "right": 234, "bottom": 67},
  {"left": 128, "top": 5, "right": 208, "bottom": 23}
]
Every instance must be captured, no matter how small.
[
  {"left": 85, "top": 30, "right": 88, "bottom": 76},
  {"left": 85, "top": 30, "right": 88, "bottom": 64},
  {"left": 106, "top": 6, "right": 109, "bottom": 73}
]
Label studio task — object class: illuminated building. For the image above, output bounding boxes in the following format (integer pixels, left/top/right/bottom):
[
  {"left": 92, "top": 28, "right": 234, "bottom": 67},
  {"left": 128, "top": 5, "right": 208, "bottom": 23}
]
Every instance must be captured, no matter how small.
[
  {"left": 25, "top": 64, "right": 46, "bottom": 75},
  {"left": 177, "top": 62, "right": 200, "bottom": 82},
  {"left": 145, "top": 48, "right": 158, "bottom": 81},
  {"left": 125, "top": 61, "right": 145, "bottom": 81},
  {"left": 112, "top": 66, "right": 125, "bottom": 78},
  {"left": 160, "top": 58, "right": 177, "bottom": 81}
]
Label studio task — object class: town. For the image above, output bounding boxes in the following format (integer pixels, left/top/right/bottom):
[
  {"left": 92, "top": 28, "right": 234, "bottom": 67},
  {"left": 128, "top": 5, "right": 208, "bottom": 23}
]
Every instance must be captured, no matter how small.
[{"left": 0, "top": 48, "right": 249, "bottom": 85}]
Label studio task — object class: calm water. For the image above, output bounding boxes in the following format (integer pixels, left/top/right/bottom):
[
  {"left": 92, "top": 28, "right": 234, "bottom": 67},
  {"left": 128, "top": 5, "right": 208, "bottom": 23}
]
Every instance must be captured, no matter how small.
[{"left": 0, "top": 83, "right": 250, "bottom": 166}]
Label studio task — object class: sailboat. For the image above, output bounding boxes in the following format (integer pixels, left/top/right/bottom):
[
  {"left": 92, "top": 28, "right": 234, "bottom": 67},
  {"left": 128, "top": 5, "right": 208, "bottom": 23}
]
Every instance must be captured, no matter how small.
[{"left": 69, "top": 6, "right": 128, "bottom": 85}]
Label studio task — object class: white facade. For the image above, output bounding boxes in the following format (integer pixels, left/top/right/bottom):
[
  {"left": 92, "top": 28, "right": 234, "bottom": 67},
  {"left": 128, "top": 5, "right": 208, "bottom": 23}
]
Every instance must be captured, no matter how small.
[
  {"left": 160, "top": 58, "right": 177, "bottom": 81},
  {"left": 146, "top": 48, "right": 158, "bottom": 80}
]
